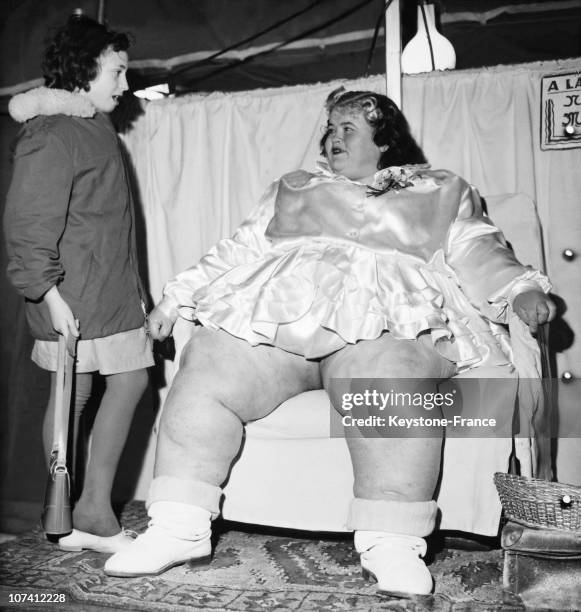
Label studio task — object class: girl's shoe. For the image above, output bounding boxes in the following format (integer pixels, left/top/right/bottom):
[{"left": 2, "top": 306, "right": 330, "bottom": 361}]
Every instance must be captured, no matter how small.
[
  {"left": 356, "top": 531, "right": 433, "bottom": 598},
  {"left": 58, "top": 528, "right": 137, "bottom": 554}
]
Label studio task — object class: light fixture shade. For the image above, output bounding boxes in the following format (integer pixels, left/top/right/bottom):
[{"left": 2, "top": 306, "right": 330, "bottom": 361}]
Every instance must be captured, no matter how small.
[
  {"left": 401, "top": 3, "right": 456, "bottom": 74},
  {"left": 133, "top": 83, "right": 170, "bottom": 100}
]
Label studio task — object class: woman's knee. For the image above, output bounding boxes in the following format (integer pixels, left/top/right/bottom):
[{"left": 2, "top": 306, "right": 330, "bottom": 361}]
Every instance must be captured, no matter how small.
[
  {"left": 174, "top": 327, "right": 319, "bottom": 421},
  {"left": 178, "top": 329, "right": 249, "bottom": 395},
  {"left": 178, "top": 329, "right": 204, "bottom": 371},
  {"left": 178, "top": 326, "right": 230, "bottom": 370},
  {"left": 159, "top": 368, "right": 245, "bottom": 456},
  {"left": 324, "top": 335, "right": 455, "bottom": 381},
  {"left": 173, "top": 330, "right": 255, "bottom": 406},
  {"left": 160, "top": 389, "right": 243, "bottom": 444}
]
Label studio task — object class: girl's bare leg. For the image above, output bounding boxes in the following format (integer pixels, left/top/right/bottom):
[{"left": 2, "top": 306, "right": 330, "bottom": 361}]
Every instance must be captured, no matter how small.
[{"left": 73, "top": 368, "right": 149, "bottom": 536}]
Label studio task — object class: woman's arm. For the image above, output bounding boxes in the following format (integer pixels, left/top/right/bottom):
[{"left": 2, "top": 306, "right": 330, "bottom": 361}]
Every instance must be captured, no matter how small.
[
  {"left": 148, "top": 181, "right": 278, "bottom": 340},
  {"left": 445, "top": 183, "right": 553, "bottom": 327}
]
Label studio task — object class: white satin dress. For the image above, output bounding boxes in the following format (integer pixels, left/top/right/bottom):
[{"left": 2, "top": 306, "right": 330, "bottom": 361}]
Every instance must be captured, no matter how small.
[{"left": 162, "top": 163, "right": 549, "bottom": 371}]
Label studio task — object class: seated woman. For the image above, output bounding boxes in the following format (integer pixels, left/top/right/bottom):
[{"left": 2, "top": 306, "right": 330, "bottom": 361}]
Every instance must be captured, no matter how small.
[{"left": 105, "top": 88, "right": 555, "bottom": 597}]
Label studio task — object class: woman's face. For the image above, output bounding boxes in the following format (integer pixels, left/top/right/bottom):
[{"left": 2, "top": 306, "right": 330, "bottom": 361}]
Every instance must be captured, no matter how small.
[{"left": 324, "top": 107, "right": 382, "bottom": 181}]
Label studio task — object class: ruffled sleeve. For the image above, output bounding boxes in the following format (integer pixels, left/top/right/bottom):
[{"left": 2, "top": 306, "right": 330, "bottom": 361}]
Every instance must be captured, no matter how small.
[
  {"left": 161, "top": 180, "right": 278, "bottom": 319},
  {"left": 445, "top": 183, "right": 551, "bottom": 324}
]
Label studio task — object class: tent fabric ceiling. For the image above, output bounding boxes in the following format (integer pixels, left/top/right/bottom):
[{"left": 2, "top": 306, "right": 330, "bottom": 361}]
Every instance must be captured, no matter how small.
[{"left": 1, "top": 0, "right": 580, "bottom": 103}]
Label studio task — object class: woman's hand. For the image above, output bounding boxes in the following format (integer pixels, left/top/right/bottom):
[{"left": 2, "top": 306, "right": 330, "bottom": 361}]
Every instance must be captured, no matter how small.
[
  {"left": 43, "top": 286, "right": 79, "bottom": 338},
  {"left": 147, "top": 302, "right": 177, "bottom": 341},
  {"left": 512, "top": 289, "right": 557, "bottom": 334}
]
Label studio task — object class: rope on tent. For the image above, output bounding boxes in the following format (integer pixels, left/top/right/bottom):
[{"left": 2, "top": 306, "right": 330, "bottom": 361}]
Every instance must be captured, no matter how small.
[
  {"left": 171, "top": 0, "right": 326, "bottom": 78},
  {"left": 175, "top": 0, "right": 377, "bottom": 93}
]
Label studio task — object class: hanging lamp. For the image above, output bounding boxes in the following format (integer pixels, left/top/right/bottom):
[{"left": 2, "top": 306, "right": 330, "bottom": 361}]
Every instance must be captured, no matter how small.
[{"left": 401, "top": 1, "right": 456, "bottom": 74}]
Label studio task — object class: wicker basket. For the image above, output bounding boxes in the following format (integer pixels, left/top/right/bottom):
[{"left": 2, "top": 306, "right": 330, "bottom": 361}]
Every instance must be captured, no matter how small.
[{"left": 494, "top": 472, "right": 581, "bottom": 531}]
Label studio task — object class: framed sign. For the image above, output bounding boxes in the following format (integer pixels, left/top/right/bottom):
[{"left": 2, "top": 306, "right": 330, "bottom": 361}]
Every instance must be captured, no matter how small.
[{"left": 541, "top": 71, "right": 581, "bottom": 150}]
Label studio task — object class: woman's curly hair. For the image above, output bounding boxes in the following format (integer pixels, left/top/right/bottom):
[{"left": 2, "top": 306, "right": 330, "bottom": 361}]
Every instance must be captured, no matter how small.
[
  {"left": 320, "top": 88, "right": 427, "bottom": 168},
  {"left": 42, "top": 15, "right": 131, "bottom": 92}
]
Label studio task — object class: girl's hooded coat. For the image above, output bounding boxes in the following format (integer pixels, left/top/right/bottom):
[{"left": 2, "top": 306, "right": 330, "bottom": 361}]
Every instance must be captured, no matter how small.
[{"left": 4, "top": 87, "right": 146, "bottom": 340}]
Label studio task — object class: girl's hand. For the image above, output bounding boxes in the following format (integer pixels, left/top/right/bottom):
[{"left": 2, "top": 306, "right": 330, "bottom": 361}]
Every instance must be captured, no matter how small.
[
  {"left": 512, "top": 289, "right": 557, "bottom": 334},
  {"left": 147, "top": 304, "right": 176, "bottom": 341},
  {"left": 43, "top": 286, "right": 79, "bottom": 338}
]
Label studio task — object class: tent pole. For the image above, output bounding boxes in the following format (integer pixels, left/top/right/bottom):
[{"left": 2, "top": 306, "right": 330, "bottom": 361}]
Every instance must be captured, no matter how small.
[{"left": 384, "top": 0, "right": 402, "bottom": 108}]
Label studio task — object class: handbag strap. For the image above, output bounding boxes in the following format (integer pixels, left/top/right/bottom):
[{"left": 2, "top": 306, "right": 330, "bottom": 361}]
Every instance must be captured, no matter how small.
[{"left": 52, "top": 334, "right": 77, "bottom": 468}]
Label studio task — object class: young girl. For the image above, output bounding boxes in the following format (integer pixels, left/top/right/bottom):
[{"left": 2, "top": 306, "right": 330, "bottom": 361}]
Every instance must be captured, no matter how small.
[
  {"left": 105, "top": 89, "right": 554, "bottom": 596},
  {"left": 4, "top": 15, "right": 153, "bottom": 553}
]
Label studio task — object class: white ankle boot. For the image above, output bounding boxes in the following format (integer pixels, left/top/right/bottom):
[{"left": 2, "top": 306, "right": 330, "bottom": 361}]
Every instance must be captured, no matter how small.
[
  {"left": 104, "top": 502, "right": 212, "bottom": 577},
  {"left": 355, "top": 530, "right": 433, "bottom": 598}
]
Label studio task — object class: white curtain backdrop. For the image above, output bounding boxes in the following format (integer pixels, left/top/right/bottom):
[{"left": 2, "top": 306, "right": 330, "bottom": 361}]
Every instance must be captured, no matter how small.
[
  {"left": 122, "top": 58, "right": 581, "bottom": 492},
  {"left": 123, "top": 77, "right": 378, "bottom": 306}
]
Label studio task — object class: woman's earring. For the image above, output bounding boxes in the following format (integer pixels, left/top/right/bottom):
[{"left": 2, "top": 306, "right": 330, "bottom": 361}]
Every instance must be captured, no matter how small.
[{"left": 379, "top": 145, "right": 389, "bottom": 152}]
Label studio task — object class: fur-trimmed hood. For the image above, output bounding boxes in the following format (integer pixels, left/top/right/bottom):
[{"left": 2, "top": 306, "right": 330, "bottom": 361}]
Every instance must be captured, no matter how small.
[{"left": 9, "top": 87, "right": 96, "bottom": 123}]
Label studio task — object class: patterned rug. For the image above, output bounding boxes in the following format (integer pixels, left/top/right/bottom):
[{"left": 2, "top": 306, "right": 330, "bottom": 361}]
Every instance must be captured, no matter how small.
[{"left": 0, "top": 502, "right": 525, "bottom": 611}]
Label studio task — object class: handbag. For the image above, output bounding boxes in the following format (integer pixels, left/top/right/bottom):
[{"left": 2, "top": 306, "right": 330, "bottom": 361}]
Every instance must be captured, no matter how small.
[
  {"left": 495, "top": 473, "right": 581, "bottom": 609},
  {"left": 41, "top": 334, "right": 77, "bottom": 536},
  {"left": 501, "top": 521, "right": 581, "bottom": 609}
]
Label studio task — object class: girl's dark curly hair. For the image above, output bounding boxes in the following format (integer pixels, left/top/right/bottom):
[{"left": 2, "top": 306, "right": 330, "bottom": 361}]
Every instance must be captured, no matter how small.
[
  {"left": 42, "top": 15, "right": 131, "bottom": 92},
  {"left": 320, "top": 88, "right": 427, "bottom": 168}
]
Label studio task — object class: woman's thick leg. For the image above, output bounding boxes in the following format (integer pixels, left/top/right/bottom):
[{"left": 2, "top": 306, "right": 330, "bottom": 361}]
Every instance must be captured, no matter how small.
[
  {"left": 73, "top": 368, "right": 149, "bottom": 536},
  {"left": 105, "top": 328, "right": 320, "bottom": 577},
  {"left": 321, "top": 333, "right": 457, "bottom": 597},
  {"left": 322, "top": 333, "right": 456, "bottom": 505},
  {"left": 154, "top": 327, "right": 320, "bottom": 489}
]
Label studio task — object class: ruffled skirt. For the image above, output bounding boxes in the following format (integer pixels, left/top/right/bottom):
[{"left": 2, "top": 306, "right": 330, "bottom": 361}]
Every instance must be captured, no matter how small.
[{"left": 190, "top": 242, "right": 520, "bottom": 369}]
